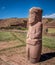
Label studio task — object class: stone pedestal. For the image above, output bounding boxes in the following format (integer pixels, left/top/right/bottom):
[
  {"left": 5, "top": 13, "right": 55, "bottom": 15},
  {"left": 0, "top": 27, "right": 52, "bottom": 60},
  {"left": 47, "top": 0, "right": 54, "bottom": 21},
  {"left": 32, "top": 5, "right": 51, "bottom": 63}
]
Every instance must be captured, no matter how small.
[{"left": 26, "top": 7, "right": 43, "bottom": 63}]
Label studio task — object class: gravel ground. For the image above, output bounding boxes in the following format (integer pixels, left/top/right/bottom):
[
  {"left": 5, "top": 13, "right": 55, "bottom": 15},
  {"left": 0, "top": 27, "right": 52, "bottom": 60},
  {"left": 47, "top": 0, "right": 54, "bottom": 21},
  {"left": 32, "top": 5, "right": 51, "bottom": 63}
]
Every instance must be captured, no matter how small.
[{"left": 0, "top": 45, "right": 55, "bottom": 65}]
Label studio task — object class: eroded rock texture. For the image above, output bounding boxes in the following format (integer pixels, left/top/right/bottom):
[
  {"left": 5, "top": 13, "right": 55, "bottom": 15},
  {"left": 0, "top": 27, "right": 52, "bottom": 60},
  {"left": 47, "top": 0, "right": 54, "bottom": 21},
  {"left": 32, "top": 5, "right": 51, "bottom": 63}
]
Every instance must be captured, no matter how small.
[{"left": 26, "top": 7, "right": 43, "bottom": 63}]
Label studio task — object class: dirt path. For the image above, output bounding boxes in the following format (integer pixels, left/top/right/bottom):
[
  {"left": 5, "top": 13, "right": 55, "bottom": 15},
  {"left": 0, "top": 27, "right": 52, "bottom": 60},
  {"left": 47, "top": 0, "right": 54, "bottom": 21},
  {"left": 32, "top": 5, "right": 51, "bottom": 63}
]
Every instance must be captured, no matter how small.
[
  {"left": 0, "top": 42, "right": 55, "bottom": 65},
  {"left": 0, "top": 41, "right": 23, "bottom": 51}
]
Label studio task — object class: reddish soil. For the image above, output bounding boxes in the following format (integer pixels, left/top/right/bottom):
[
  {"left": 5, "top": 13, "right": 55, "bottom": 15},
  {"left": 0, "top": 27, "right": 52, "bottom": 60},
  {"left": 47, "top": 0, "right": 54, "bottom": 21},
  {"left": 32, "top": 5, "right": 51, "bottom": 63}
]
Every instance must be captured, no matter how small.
[{"left": 0, "top": 41, "right": 55, "bottom": 65}]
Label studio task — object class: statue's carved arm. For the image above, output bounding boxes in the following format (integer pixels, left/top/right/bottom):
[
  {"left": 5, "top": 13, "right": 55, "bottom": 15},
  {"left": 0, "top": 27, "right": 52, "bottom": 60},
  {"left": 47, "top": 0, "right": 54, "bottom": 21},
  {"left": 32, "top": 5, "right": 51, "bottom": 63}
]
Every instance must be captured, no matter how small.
[{"left": 31, "top": 31, "right": 41, "bottom": 39}]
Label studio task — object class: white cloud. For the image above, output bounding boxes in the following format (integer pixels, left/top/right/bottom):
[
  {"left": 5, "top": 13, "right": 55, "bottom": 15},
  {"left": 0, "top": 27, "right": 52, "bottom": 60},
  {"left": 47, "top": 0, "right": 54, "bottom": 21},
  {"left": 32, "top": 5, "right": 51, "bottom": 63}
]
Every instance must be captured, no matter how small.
[{"left": 43, "top": 13, "right": 55, "bottom": 18}]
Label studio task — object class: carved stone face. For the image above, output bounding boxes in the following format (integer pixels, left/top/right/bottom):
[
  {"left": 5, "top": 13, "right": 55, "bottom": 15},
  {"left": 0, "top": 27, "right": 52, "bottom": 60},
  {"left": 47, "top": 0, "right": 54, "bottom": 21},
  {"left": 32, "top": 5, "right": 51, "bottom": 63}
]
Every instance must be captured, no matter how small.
[
  {"left": 29, "top": 11, "right": 41, "bottom": 25},
  {"left": 28, "top": 7, "right": 42, "bottom": 25},
  {"left": 29, "top": 12, "right": 37, "bottom": 24}
]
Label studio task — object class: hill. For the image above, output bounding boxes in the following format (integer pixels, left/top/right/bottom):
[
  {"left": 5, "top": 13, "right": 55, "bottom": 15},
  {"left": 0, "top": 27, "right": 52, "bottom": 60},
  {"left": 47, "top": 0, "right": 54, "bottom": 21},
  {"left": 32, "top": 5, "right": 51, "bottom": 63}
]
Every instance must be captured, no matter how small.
[
  {"left": 0, "top": 18, "right": 55, "bottom": 29},
  {"left": 0, "top": 18, "right": 27, "bottom": 29}
]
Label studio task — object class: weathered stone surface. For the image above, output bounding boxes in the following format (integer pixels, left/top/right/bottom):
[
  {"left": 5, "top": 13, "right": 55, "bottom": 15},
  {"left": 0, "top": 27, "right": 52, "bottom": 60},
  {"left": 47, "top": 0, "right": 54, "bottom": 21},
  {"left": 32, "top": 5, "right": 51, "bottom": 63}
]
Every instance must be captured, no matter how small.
[{"left": 26, "top": 7, "right": 43, "bottom": 63}]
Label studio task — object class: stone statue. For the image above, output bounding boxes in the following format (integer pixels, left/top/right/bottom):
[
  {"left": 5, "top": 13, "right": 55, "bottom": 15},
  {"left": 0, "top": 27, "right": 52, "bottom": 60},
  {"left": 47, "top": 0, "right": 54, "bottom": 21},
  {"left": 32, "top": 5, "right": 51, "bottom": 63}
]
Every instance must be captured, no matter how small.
[{"left": 26, "top": 7, "right": 43, "bottom": 63}]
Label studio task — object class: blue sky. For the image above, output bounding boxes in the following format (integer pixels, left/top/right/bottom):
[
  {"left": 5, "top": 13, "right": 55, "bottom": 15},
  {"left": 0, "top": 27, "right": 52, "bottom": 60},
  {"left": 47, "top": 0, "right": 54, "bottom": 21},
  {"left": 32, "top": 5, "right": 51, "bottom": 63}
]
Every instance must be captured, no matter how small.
[{"left": 0, "top": 0, "right": 55, "bottom": 19}]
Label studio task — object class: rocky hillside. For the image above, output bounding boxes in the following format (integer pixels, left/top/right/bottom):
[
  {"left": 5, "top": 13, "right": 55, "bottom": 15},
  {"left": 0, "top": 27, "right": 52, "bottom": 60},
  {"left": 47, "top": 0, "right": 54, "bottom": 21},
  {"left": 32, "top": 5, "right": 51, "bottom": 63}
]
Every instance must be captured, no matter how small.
[
  {"left": 0, "top": 18, "right": 55, "bottom": 29},
  {"left": 0, "top": 18, "right": 28, "bottom": 29}
]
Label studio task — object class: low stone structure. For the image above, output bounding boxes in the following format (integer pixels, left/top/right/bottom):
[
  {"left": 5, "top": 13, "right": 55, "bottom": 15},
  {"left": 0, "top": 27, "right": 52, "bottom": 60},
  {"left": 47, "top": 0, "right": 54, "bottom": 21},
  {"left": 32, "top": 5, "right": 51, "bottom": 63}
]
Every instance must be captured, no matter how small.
[{"left": 26, "top": 7, "right": 43, "bottom": 63}]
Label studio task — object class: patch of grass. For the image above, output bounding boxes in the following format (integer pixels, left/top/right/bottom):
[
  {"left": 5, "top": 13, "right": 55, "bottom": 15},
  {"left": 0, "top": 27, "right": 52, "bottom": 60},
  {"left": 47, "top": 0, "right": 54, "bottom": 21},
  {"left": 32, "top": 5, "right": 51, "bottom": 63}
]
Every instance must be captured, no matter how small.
[
  {"left": 18, "top": 27, "right": 28, "bottom": 30},
  {"left": 0, "top": 32, "right": 16, "bottom": 41},
  {"left": 0, "top": 31, "right": 55, "bottom": 49},
  {"left": 14, "top": 32, "right": 26, "bottom": 42},
  {"left": 42, "top": 36, "right": 55, "bottom": 49},
  {"left": 48, "top": 28, "right": 55, "bottom": 33},
  {"left": 12, "top": 32, "right": 26, "bottom": 45}
]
